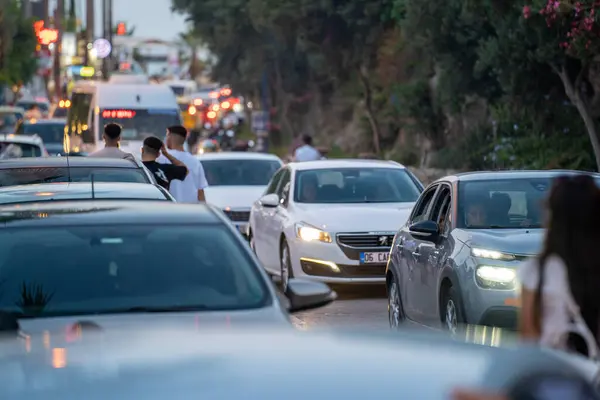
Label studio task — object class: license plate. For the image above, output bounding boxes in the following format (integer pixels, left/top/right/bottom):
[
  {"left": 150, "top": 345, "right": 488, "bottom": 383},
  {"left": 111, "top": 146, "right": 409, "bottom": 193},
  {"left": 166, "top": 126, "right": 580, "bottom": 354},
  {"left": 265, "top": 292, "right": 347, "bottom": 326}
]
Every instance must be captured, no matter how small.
[{"left": 360, "top": 252, "right": 389, "bottom": 264}]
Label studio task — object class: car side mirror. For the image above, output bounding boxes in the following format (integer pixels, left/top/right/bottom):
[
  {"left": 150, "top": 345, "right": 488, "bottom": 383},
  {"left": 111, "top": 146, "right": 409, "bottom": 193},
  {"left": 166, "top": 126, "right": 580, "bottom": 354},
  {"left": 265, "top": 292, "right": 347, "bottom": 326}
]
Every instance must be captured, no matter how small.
[
  {"left": 409, "top": 220, "right": 439, "bottom": 241},
  {"left": 286, "top": 278, "right": 336, "bottom": 313},
  {"left": 259, "top": 193, "right": 279, "bottom": 208}
]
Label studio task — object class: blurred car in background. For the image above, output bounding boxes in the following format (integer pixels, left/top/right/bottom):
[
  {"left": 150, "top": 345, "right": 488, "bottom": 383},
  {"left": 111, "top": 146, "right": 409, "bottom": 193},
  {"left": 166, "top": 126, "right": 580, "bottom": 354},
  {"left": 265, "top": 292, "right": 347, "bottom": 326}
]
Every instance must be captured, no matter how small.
[
  {"left": 198, "top": 152, "right": 283, "bottom": 236},
  {"left": 48, "top": 99, "right": 71, "bottom": 118},
  {"left": 0, "top": 157, "right": 155, "bottom": 187},
  {"left": 0, "top": 182, "right": 174, "bottom": 205},
  {"left": 15, "top": 118, "right": 66, "bottom": 156},
  {"left": 0, "top": 134, "right": 48, "bottom": 159},
  {"left": 0, "top": 106, "right": 24, "bottom": 134},
  {"left": 16, "top": 98, "right": 50, "bottom": 119}
]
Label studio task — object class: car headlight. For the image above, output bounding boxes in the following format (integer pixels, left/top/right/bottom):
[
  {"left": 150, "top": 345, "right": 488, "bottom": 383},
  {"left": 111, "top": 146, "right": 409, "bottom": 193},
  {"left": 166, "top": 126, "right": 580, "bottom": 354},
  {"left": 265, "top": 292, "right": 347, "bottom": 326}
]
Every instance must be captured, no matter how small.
[
  {"left": 471, "top": 247, "right": 516, "bottom": 261},
  {"left": 295, "top": 223, "right": 332, "bottom": 243},
  {"left": 476, "top": 266, "right": 517, "bottom": 289}
]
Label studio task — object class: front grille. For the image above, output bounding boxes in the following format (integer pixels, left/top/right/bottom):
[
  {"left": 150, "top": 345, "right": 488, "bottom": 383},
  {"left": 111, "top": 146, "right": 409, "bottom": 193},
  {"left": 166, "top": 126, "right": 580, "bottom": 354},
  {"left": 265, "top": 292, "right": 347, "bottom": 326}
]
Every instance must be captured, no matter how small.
[
  {"left": 337, "top": 233, "right": 395, "bottom": 248},
  {"left": 223, "top": 210, "right": 250, "bottom": 222}
]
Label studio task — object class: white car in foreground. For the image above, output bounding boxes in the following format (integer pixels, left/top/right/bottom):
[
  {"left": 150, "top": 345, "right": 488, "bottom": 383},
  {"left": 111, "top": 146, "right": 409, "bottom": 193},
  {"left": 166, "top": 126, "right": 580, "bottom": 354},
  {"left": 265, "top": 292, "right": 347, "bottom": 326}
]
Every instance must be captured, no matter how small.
[
  {"left": 198, "top": 152, "right": 284, "bottom": 235},
  {"left": 248, "top": 159, "right": 424, "bottom": 290}
]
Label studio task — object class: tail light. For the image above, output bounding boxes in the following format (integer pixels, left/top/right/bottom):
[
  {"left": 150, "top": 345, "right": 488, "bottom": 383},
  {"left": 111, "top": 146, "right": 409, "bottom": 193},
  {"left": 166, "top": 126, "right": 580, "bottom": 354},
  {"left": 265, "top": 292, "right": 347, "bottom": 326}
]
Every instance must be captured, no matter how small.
[
  {"left": 188, "top": 105, "right": 197, "bottom": 115},
  {"left": 221, "top": 101, "right": 231, "bottom": 109},
  {"left": 207, "top": 111, "right": 217, "bottom": 119},
  {"left": 211, "top": 104, "right": 220, "bottom": 112}
]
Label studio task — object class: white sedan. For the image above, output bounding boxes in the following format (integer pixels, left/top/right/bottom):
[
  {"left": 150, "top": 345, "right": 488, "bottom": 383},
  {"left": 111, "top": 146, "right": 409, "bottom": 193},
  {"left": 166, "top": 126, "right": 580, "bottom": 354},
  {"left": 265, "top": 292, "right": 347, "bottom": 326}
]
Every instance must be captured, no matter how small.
[
  {"left": 197, "top": 151, "right": 284, "bottom": 235},
  {"left": 248, "top": 159, "right": 424, "bottom": 290}
]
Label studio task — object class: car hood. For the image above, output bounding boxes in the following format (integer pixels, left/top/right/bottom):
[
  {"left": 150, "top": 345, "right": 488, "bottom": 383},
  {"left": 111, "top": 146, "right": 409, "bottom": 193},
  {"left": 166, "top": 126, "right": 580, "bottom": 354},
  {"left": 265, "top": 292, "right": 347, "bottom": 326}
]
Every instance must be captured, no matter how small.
[
  {"left": 17, "top": 307, "right": 289, "bottom": 336},
  {"left": 294, "top": 202, "right": 415, "bottom": 233},
  {"left": 205, "top": 186, "right": 266, "bottom": 209},
  {"left": 455, "top": 228, "right": 544, "bottom": 255}
]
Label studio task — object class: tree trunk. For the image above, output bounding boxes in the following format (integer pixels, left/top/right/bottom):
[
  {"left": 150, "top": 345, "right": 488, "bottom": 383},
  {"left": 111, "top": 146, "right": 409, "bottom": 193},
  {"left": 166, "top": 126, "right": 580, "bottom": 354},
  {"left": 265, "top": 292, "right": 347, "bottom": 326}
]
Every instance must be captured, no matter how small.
[
  {"left": 553, "top": 64, "right": 600, "bottom": 171},
  {"left": 358, "top": 65, "right": 382, "bottom": 156}
]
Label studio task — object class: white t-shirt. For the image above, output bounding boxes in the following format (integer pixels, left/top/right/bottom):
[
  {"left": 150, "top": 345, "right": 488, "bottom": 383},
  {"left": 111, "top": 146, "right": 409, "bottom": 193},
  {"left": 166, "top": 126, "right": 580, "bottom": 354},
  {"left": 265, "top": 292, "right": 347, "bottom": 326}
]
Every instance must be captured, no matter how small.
[
  {"left": 294, "top": 145, "right": 321, "bottom": 162},
  {"left": 88, "top": 147, "right": 133, "bottom": 159},
  {"left": 518, "top": 256, "right": 571, "bottom": 350},
  {"left": 157, "top": 150, "right": 208, "bottom": 203}
]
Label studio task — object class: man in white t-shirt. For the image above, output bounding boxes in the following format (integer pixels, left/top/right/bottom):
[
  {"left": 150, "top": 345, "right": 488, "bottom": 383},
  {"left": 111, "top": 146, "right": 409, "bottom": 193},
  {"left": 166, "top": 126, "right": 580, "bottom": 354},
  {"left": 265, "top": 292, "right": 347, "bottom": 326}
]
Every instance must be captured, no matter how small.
[
  {"left": 293, "top": 134, "right": 322, "bottom": 162},
  {"left": 157, "top": 125, "right": 208, "bottom": 203}
]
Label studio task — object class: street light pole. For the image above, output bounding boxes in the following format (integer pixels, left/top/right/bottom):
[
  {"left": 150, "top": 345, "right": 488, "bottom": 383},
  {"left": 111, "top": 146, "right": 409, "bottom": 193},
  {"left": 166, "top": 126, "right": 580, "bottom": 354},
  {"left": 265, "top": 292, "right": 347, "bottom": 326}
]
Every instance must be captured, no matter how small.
[
  {"left": 84, "top": 0, "right": 94, "bottom": 66},
  {"left": 107, "top": 0, "right": 113, "bottom": 73},
  {"left": 52, "top": 0, "right": 64, "bottom": 100}
]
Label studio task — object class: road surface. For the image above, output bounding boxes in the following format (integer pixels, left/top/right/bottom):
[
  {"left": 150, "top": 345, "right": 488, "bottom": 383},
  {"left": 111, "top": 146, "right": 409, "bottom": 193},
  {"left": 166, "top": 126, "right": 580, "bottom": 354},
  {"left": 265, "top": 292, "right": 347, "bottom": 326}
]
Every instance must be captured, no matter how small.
[{"left": 290, "top": 285, "right": 389, "bottom": 331}]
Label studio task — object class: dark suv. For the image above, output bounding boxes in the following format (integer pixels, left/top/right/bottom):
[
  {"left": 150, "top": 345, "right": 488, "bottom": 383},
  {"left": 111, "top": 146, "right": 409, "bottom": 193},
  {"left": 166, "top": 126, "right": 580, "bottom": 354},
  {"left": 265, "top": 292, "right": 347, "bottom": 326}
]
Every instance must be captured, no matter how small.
[{"left": 0, "top": 157, "right": 156, "bottom": 187}]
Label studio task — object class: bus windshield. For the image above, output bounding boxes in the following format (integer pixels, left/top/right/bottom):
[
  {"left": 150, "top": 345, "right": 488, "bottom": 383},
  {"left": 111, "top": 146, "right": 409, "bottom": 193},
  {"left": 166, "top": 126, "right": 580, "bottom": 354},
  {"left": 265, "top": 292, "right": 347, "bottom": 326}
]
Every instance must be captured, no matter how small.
[{"left": 99, "top": 108, "right": 181, "bottom": 140}]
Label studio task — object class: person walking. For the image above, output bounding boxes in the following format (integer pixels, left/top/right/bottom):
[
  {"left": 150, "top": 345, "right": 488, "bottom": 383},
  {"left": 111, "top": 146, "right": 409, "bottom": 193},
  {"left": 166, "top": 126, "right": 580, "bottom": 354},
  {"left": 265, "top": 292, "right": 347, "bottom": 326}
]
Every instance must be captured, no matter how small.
[
  {"left": 141, "top": 136, "right": 188, "bottom": 190},
  {"left": 518, "top": 175, "right": 600, "bottom": 358},
  {"left": 158, "top": 125, "right": 208, "bottom": 202},
  {"left": 88, "top": 123, "right": 134, "bottom": 159},
  {"left": 293, "top": 134, "right": 322, "bottom": 162}
]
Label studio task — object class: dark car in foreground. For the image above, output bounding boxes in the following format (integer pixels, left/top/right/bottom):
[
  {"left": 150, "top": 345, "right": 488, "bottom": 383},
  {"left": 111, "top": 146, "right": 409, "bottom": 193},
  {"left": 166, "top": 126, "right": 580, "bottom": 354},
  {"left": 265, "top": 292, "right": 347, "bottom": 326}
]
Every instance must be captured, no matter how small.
[
  {"left": 387, "top": 170, "right": 600, "bottom": 333},
  {"left": 15, "top": 118, "right": 67, "bottom": 156},
  {"left": 0, "top": 182, "right": 174, "bottom": 204},
  {"left": 0, "top": 328, "right": 598, "bottom": 399},
  {"left": 0, "top": 201, "right": 335, "bottom": 336},
  {"left": 0, "top": 157, "right": 155, "bottom": 187}
]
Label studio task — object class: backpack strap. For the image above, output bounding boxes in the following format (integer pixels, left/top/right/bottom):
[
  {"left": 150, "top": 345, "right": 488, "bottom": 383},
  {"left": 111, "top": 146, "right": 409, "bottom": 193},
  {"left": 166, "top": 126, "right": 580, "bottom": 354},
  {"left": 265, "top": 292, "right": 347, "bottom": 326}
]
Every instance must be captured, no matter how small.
[{"left": 561, "top": 288, "right": 600, "bottom": 361}]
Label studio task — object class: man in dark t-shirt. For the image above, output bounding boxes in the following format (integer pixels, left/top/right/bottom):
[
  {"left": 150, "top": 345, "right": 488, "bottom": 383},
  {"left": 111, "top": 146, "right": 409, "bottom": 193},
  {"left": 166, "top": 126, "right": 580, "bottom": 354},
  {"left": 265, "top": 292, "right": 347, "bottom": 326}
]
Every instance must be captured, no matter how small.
[{"left": 141, "top": 136, "right": 188, "bottom": 190}]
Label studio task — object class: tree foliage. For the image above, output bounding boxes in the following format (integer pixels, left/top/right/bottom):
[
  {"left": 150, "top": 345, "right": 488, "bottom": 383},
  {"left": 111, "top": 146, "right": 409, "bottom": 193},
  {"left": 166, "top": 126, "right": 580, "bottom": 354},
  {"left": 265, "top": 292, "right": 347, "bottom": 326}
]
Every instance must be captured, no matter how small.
[{"left": 0, "top": 1, "right": 37, "bottom": 88}]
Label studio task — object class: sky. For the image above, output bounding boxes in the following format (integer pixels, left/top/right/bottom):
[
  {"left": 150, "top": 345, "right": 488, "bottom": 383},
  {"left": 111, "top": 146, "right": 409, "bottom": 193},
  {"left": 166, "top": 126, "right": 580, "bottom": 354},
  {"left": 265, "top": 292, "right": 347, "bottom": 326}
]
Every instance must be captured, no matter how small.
[{"left": 93, "top": 0, "right": 189, "bottom": 40}]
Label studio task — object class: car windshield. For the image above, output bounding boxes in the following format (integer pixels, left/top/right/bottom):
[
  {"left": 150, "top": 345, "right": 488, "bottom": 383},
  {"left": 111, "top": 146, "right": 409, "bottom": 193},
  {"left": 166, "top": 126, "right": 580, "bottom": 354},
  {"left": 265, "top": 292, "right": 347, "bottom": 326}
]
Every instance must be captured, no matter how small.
[
  {"left": 23, "top": 123, "right": 65, "bottom": 144},
  {"left": 458, "top": 176, "right": 600, "bottom": 229},
  {"left": 201, "top": 159, "right": 281, "bottom": 186},
  {"left": 16, "top": 102, "right": 49, "bottom": 112},
  {"left": 294, "top": 168, "right": 422, "bottom": 204},
  {"left": 0, "top": 225, "right": 269, "bottom": 317},
  {"left": 99, "top": 109, "right": 181, "bottom": 140},
  {"left": 0, "top": 142, "right": 41, "bottom": 158},
  {"left": 0, "top": 167, "right": 149, "bottom": 187}
]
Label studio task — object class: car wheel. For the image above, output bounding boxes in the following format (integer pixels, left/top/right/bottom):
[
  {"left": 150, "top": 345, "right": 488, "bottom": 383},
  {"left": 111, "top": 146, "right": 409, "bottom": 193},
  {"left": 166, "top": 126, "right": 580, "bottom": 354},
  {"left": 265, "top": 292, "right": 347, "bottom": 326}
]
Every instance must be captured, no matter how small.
[
  {"left": 388, "top": 276, "right": 404, "bottom": 329},
  {"left": 442, "top": 285, "right": 464, "bottom": 336},
  {"left": 280, "top": 239, "right": 293, "bottom": 293}
]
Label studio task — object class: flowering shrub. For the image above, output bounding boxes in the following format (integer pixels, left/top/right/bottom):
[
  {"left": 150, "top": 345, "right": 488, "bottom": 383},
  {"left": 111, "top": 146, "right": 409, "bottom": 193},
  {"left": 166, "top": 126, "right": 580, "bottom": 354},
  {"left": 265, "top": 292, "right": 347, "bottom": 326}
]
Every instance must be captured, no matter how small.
[{"left": 524, "top": 0, "right": 600, "bottom": 55}]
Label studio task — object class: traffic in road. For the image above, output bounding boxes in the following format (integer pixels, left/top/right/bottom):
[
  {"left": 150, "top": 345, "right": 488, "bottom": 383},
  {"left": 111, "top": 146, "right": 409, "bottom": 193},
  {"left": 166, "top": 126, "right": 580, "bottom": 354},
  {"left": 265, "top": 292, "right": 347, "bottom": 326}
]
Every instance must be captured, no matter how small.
[{"left": 2, "top": 80, "right": 600, "bottom": 398}]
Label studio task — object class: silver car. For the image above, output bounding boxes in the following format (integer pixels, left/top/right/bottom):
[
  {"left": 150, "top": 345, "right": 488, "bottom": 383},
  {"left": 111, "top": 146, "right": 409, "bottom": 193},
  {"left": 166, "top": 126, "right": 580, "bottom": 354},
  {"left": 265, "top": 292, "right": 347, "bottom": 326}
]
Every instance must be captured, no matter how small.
[
  {"left": 0, "top": 328, "right": 599, "bottom": 399},
  {"left": 386, "top": 170, "right": 600, "bottom": 333}
]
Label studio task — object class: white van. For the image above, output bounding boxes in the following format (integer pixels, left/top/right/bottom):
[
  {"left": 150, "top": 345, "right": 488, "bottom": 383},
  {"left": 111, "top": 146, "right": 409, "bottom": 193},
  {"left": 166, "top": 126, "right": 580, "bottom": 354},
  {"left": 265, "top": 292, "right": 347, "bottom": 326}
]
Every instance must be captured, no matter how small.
[{"left": 66, "top": 82, "right": 181, "bottom": 157}]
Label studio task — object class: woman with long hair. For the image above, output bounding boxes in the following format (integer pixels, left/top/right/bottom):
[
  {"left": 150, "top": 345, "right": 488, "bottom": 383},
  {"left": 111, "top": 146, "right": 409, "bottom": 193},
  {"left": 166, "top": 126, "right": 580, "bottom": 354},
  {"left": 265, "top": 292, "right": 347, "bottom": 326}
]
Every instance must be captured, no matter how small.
[{"left": 519, "top": 174, "right": 600, "bottom": 355}]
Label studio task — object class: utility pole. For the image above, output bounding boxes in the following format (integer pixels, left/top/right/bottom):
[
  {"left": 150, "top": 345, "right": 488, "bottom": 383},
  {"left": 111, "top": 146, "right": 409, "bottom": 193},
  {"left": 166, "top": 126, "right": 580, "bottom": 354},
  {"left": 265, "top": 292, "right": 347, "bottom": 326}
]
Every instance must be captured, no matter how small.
[
  {"left": 101, "top": 0, "right": 107, "bottom": 78},
  {"left": 42, "top": 0, "right": 49, "bottom": 24},
  {"left": 53, "top": 0, "right": 63, "bottom": 100},
  {"left": 84, "top": 0, "right": 93, "bottom": 65},
  {"left": 107, "top": 0, "right": 113, "bottom": 73}
]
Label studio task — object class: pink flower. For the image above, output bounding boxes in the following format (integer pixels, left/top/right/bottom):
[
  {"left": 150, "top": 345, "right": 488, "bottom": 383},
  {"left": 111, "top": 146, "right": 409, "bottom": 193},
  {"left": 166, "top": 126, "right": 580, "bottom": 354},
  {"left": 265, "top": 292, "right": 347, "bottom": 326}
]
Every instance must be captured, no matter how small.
[{"left": 523, "top": 5, "right": 531, "bottom": 18}]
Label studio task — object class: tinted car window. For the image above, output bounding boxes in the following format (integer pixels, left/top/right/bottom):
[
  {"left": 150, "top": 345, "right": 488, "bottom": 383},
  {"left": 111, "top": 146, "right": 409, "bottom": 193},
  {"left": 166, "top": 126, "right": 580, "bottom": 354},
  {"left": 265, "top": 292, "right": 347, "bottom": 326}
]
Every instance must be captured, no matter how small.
[
  {"left": 201, "top": 159, "right": 281, "bottom": 186},
  {"left": 23, "top": 123, "right": 65, "bottom": 144},
  {"left": 457, "top": 177, "right": 600, "bottom": 229},
  {"left": 0, "top": 167, "right": 149, "bottom": 186},
  {"left": 0, "top": 225, "right": 269, "bottom": 317},
  {"left": 0, "top": 142, "right": 41, "bottom": 158},
  {"left": 294, "top": 168, "right": 422, "bottom": 204}
]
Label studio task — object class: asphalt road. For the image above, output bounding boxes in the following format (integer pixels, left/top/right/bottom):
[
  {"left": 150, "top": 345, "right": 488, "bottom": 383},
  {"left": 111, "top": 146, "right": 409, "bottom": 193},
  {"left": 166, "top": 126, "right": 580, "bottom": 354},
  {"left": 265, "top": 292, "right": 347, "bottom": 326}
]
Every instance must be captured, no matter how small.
[{"left": 290, "top": 285, "right": 390, "bottom": 331}]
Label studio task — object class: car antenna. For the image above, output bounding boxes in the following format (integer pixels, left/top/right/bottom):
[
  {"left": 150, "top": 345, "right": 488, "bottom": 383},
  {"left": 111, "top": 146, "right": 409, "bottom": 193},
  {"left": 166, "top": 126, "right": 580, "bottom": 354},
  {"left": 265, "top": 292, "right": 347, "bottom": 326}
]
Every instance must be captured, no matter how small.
[
  {"left": 91, "top": 173, "right": 95, "bottom": 199},
  {"left": 65, "top": 151, "right": 71, "bottom": 182}
]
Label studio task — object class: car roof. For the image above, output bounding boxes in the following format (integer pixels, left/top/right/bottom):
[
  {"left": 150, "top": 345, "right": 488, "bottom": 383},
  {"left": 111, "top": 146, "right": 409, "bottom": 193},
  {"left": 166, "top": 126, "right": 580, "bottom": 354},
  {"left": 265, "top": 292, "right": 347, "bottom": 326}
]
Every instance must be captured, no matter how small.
[
  {"left": 0, "top": 134, "right": 43, "bottom": 144},
  {"left": 0, "top": 183, "right": 168, "bottom": 205},
  {"left": 0, "top": 106, "right": 25, "bottom": 112},
  {"left": 0, "top": 328, "right": 588, "bottom": 398},
  {"left": 288, "top": 159, "right": 406, "bottom": 171},
  {"left": 0, "top": 157, "right": 141, "bottom": 169},
  {"left": 434, "top": 169, "right": 600, "bottom": 183},
  {"left": 197, "top": 152, "right": 283, "bottom": 162},
  {"left": 23, "top": 118, "right": 66, "bottom": 125},
  {"left": 0, "top": 199, "right": 221, "bottom": 227}
]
